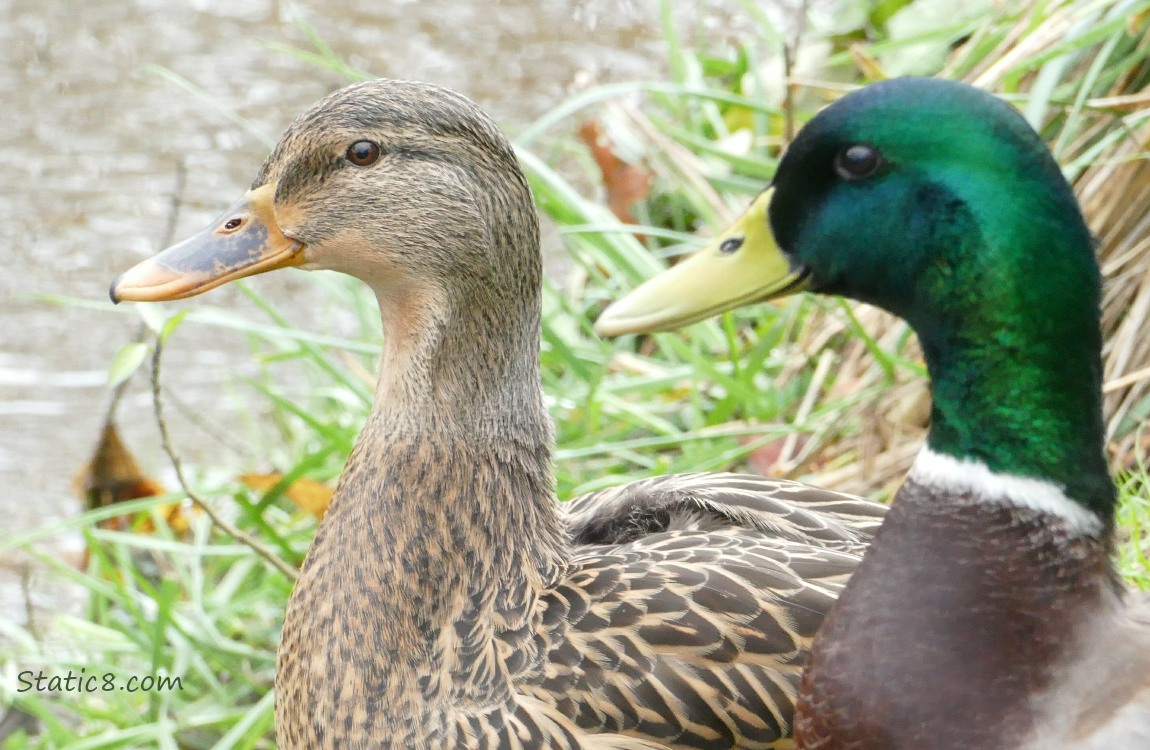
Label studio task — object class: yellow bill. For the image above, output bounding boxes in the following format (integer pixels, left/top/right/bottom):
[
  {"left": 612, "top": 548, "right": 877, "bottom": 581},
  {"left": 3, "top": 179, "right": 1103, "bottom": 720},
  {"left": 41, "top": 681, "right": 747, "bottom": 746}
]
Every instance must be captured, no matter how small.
[
  {"left": 110, "top": 183, "right": 305, "bottom": 303},
  {"left": 594, "top": 189, "right": 808, "bottom": 337}
]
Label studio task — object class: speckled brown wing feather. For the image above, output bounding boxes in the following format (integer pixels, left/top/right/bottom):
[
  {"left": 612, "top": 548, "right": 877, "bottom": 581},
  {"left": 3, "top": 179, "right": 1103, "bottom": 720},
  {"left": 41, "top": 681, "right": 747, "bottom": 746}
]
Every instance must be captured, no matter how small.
[
  {"left": 564, "top": 472, "right": 885, "bottom": 553},
  {"left": 421, "top": 475, "right": 879, "bottom": 749},
  {"left": 531, "top": 473, "right": 885, "bottom": 747},
  {"left": 516, "top": 528, "right": 862, "bottom": 749}
]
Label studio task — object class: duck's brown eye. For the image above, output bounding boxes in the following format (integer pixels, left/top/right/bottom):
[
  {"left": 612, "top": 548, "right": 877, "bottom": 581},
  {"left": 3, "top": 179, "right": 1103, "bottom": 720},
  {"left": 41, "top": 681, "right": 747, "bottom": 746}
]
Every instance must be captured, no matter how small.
[
  {"left": 835, "top": 144, "right": 883, "bottom": 181},
  {"left": 346, "top": 140, "right": 381, "bottom": 167}
]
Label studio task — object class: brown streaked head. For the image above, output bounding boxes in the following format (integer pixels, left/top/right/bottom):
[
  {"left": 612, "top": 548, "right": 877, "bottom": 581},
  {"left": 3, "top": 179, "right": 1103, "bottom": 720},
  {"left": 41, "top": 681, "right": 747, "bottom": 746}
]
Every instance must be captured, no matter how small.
[{"left": 110, "top": 79, "right": 540, "bottom": 311}]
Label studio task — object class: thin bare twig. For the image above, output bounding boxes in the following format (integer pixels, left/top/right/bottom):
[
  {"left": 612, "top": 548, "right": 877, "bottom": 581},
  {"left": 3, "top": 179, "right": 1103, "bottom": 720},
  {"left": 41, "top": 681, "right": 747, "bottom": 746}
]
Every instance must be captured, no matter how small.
[
  {"left": 99, "top": 158, "right": 189, "bottom": 430},
  {"left": 780, "top": 0, "right": 812, "bottom": 148},
  {"left": 99, "top": 323, "right": 149, "bottom": 431},
  {"left": 150, "top": 337, "right": 298, "bottom": 580},
  {"left": 782, "top": 45, "right": 796, "bottom": 147},
  {"left": 20, "top": 562, "right": 39, "bottom": 641},
  {"left": 158, "top": 157, "right": 187, "bottom": 250}
]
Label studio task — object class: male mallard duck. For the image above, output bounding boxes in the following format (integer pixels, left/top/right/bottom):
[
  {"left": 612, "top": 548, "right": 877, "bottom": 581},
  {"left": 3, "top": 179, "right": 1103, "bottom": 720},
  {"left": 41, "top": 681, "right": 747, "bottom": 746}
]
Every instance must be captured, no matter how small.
[
  {"left": 110, "top": 79, "right": 887, "bottom": 749},
  {"left": 595, "top": 77, "right": 1150, "bottom": 748}
]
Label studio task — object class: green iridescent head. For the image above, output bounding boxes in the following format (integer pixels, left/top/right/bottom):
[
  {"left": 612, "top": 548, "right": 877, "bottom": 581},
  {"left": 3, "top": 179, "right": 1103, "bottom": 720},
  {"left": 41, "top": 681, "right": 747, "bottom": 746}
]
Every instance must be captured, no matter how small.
[
  {"left": 767, "top": 78, "right": 1097, "bottom": 330},
  {"left": 597, "top": 78, "right": 1112, "bottom": 514}
]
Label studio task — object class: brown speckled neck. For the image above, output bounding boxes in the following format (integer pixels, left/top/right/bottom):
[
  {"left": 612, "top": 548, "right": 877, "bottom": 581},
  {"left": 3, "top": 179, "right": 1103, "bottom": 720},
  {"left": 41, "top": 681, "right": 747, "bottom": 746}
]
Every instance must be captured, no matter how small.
[
  {"left": 275, "top": 228, "right": 571, "bottom": 747},
  {"left": 795, "top": 478, "right": 1115, "bottom": 749}
]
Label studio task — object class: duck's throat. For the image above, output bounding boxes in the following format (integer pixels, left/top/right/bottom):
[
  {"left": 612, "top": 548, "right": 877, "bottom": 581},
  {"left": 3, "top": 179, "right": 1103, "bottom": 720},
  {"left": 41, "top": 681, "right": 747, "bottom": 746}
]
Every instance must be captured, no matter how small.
[
  {"left": 306, "top": 416, "right": 568, "bottom": 641},
  {"left": 276, "top": 427, "right": 567, "bottom": 745},
  {"left": 276, "top": 291, "right": 568, "bottom": 744},
  {"left": 915, "top": 284, "right": 1115, "bottom": 522}
]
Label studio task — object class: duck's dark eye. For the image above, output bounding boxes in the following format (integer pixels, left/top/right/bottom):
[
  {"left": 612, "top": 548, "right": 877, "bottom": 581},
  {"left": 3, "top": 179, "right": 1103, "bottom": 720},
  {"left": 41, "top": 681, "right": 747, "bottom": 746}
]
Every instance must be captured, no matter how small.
[
  {"left": 835, "top": 144, "right": 883, "bottom": 181},
  {"left": 346, "top": 140, "right": 381, "bottom": 167}
]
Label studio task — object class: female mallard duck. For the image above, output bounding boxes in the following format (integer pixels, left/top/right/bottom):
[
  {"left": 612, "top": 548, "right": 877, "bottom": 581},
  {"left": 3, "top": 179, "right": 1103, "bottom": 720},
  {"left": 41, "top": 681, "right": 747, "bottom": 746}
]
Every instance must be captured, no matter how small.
[
  {"left": 596, "top": 77, "right": 1150, "bottom": 748},
  {"left": 110, "top": 79, "right": 887, "bottom": 749}
]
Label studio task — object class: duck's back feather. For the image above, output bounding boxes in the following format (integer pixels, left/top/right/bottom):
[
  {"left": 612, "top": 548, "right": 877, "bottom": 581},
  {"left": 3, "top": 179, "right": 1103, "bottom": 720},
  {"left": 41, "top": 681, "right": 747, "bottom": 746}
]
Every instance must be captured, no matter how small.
[
  {"left": 460, "top": 472, "right": 888, "bottom": 748},
  {"left": 518, "top": 528, "right": 863, "bottom": 748},
  {"left": 564, "top": 472, "right": 885, "bottom": 554},
  {"left": 418, "top": 472, "right": 885, "bottom": 748}
]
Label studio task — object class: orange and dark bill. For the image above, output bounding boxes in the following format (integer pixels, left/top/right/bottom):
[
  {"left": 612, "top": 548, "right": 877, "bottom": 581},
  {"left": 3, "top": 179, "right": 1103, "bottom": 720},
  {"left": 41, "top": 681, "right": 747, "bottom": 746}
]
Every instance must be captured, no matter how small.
[
  {"left": 593, "top": 189, "right": 808, "bottom": 337},
  {"left": 110, "top": 183, "right": 304, "bottom": 303}
]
